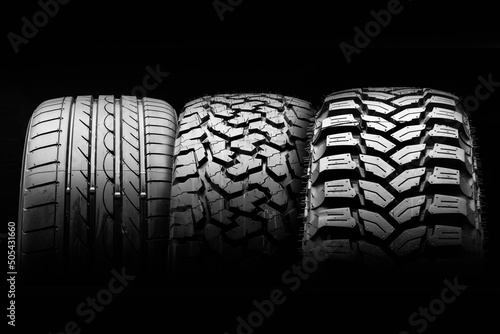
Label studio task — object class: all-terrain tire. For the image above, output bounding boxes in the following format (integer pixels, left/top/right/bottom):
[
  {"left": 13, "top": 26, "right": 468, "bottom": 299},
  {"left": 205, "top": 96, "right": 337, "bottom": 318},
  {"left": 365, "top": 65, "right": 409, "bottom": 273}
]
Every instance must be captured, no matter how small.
[
  {"left": 302, "top": 88, "right": 484, "bottom": 275},
  {"left": 18, "top": 95, "right": 176, "bottom": 277},
  {"left": 168, "top": 93, "right": 315, "bottom": 277}
]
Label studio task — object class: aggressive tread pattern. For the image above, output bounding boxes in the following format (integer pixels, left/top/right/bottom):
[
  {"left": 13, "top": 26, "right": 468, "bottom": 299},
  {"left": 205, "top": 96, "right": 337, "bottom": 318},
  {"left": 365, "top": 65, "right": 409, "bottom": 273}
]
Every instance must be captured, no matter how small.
[
  {"left": 18, "top": 96, "right": 177, "bottom": 277},
  {"left": 303, "top": 87, "right": 484, "bottom": 273},
  {"left": 168, "top": 93, "right": 314, "bottom": 275}
]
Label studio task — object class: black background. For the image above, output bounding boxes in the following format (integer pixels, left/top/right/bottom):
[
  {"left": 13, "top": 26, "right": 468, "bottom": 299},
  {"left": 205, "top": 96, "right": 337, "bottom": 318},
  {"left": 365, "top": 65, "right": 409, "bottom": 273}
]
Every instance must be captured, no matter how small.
[{"left": 2, "top": 0, "right": 500, "bottom": 333}]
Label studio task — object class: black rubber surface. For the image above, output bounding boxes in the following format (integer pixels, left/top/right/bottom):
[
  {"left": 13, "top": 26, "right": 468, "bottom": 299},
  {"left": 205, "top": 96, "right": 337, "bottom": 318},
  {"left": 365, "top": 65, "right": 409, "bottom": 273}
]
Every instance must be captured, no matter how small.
[
  {"left": 302, "top": 88, "right": 485, "bottom": 276},
  {"left": 18, "top": 96, "right": 177, "bottom": 278},
  {"left": 168, "top": 93, "right": 315, "bottom": 278}
]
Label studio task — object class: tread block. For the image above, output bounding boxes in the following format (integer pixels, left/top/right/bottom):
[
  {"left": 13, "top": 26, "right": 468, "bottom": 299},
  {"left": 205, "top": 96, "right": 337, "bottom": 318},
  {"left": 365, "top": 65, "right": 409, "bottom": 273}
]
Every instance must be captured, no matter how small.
[
  {"left": 360, "top": 154, "right": 395, "bottom": 179},
  {"left": 325, "top": 179, "right": 356, "bottom": 198},
  {"left": 424, "top": 89, "right": 459, "bottom": 100},
  {"left": 180, "top": 127, "right": 206, "bottom": 142},
  {"left": 206, "top": 189, "right": 224, "bottom": 215},
  {"left": 390, "top": 124, "right": 425, "bottom": 142},
  {"left": 24, "top": 184, "right": 57, "bottom": 208},
  {"left": 426, "top": 95, "right": 456, "bottom": 107},
  {"left": 211, "top": 104, "right": 233, "bottom": 119},
  {"left": 147, "top": 153, "right": 173, "bottom": 169},
  {"left": 359, "top": 180, "right": 395, "bottom": 208},
  {"left": 230, "top": 139, "right": 257, "bottom": 155},
  {"left": 390, "top": 226, "right": 426, "bottom": 257},
  {"left": 359, "top": 209, "right": 395, "bottom": 240},
  {"left": 22, "top": 205, "right": 56, "bottom": 232},
  {"left": 183, "top": 105, "right": 209, "bottom": 120},
  {"left": 170, "top": 193, "right": 204, "bottom": 223},
  {"left": 322, "top": 114, "right": 360, "bottom": 130},
  {"left": 428, "top": 225, "right": 462, "bottom": 247},
  {"left": 361, "top": 133, "right": 396, "bottom": 153},
  {"left": 28, "top": 132, "right": 60, "bottom": 151},
  {"left": 212, "top": 149, "right": 235, "bottom": 166},
  {"left": 22, "top": 227, "right": 55, "bottom": 253},
  {"left": 225, "top": 225, "right": 245, "bottom": 241},
  {"left": 257, "top": 203, "right": 279, "bottom": 221},
  {"left": 226, "top": 155, "right": 262, "bottom": 179},
  {"left": 328, "top": 100, "right": 360, "bottom": 112},
  {"left": 325, "top": 91, "right": 359, "bottom": 102},
  {"left": 232, "top": 101, "right": 264, "bottom": 111},
  {"left": 426, "top": 143, "right": 465, "bottom": 160},
  {"left": 364, "top": 87, "right": 392, "bottom": 92},
  {"left": 207, "top": 135, "right": 226, "bottom": 156},
  {"left": 27, "top": 146, "right": 60, "bottom": 170},
  {"left": 209, "top": 118, "right": 243, "bottom": 139},
  {"left": 306, "top": 208, "right": 357, "bottom": 237},
  {"left": 427, "top": 124, "right": 459, "bottom": 140},
  {"left": 24, "top": 172, "right": 57, "bottom": 188},
  {"left": 389, "top": 195, "right": 426, "bottom": 224},
  {"left": 268, "top": 187, "right": 288, "bottom": 209},
  {"left": 310, "top": 179, "right": 357, "bottom": 209},
  {"left": 235, "top": 216, "right": 262, "bottom": 235},
  {"left": 391, "top": 95, "right": 423, "bottom": 106},
  {"left": 267, "top": 219, "right": 287, "bottom": 242},
  {"left": 391, "top": 107, "right": 425, "bottom": 123},
  {"left": 427, "top": 194, "right": 471, "bottom": 218},
  {"left": 425, "top": 107, "right": 463, "bottom": 125},
  {"left": 212, "top": 209, "right": 233, "bottom": 226},
  {"left": 178, "top": 114, "right": 202, "bottom": 134},
  {"left": 392, "top": 88, "right": 421, "bottom": 95},
  {"left": 173, "top": 153, "right": 198, "bottom": 181},
  {"left": 389, "top": 167, "right": 426, "bottom": 193},
  {"left": 361, "top": 114, "right": 396, "bottom": 132},
  {"left": 286, "top": 150, "right": 303, "bottom": 178},
  {"left": 358, "top": 241, "right": 393, "bottom": 268},
  {"left": 427, "top": 167, "right": 459, "bottom": 186},
  {"left": 425, "top": 143, "right": 473, "bottom": 175},
  {"left": 427, "top": 167, "right": 474, "bottom": 198},
  {"left": 364, "top": 100, "right": 396, "bottom": 114},
  {"left": 205, "top": 224, "right": 222, "bottom": 249},
  {"left": 322, "top": 239, "right": 356, "bottom": 261},
  {"left": 312, "top": 132, "right": 360, "bottom": 162},
  {"left": 229, "top": 188, "right": 266, "bottom": 212},
  {"left": 170, "top": 211, "right": 195, "bottom": 238},
  {"left": 310, "top": 153, "right": 357, "bottom": 183},
  {"left": 257, "top": 144, "right": 281, "bottom": 158},
  {"left": 390, "top": 144, "right": 426, "bottom": 165},
  {"left": 364, "top": 92, "right": 395, "bottom": 100},
  {"left": 267, "top": 151, "right": 289, "bottom": 181}
]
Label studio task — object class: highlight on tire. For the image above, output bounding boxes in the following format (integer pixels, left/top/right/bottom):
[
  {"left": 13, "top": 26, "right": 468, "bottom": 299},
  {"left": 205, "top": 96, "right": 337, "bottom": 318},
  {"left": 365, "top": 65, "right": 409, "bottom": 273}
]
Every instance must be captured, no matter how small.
[
  {"left": 18, "top": 95, "right": 177, "bottom": 278},
  {"left": 302, "top": 87, "right": 485, "bottom": 275},
  {"left": 168, "top": 93, "right": 315, "bottom": 277}
]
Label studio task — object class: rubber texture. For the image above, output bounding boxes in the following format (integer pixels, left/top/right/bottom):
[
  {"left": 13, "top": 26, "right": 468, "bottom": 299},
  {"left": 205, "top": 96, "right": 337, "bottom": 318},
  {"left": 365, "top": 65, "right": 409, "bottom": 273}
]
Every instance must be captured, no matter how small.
[
  {"left": 18, "top": 96, "right": 176, "bottom": 277},
  {"left": 168, "top": 93, "right": 315, "bottom": 277},
  {"left": 302, "top": 88, "right": 485, "bottom": 275}
]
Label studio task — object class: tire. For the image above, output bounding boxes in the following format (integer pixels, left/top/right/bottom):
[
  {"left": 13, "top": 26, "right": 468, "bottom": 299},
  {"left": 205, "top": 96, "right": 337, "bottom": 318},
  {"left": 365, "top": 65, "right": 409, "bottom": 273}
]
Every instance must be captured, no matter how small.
[
  {"left": 302, "top": 87, "right": 485, "bottom": 276},
  {"left": 168, "top": 93, "right": 315, "bottom": 278},
  {"left": 18, "top": 95, "right": 176, "bottom": 278}
]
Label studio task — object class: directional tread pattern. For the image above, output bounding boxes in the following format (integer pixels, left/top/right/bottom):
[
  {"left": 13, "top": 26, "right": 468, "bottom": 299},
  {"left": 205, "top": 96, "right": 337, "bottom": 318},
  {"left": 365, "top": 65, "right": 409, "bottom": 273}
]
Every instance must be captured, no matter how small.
[
  {"left": 303, "top": 87, "right": 484, "bottom": 272},
  {"left": 169, "top": 94, "right": 314, "bottom": 274},
  {"left": 18, "top": 96, "right": 177, "bottom": 276}
]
